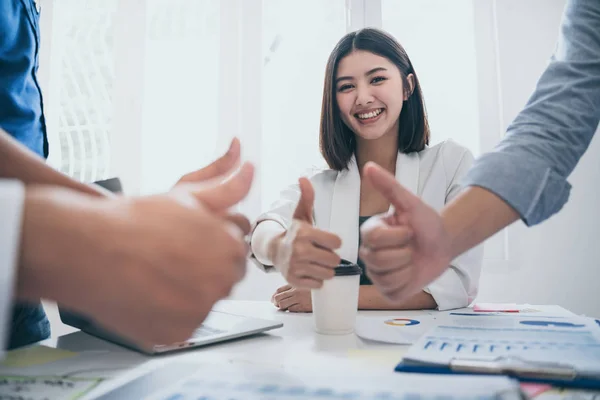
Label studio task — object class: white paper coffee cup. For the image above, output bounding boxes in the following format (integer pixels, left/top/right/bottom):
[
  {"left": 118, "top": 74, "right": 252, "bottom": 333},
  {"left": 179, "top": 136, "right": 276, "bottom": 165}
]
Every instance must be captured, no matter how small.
[{"left": 311, "top": 260, "right": 361, "bottom": 335}]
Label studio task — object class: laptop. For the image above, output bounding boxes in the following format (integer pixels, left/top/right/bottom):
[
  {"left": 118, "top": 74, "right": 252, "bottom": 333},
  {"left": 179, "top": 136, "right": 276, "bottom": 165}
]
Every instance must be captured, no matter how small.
[
  {"left": 59, "top": 307, "right": 283, "bottom": 355},
  {"left": 58, "top": 177, "right": 283, "bottom": 355}
]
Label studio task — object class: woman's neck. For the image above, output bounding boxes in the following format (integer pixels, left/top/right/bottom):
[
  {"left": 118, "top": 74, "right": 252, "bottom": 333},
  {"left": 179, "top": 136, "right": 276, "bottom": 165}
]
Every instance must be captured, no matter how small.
[{"left": 356, "top": 130, "right": 398, "bottom": 176}]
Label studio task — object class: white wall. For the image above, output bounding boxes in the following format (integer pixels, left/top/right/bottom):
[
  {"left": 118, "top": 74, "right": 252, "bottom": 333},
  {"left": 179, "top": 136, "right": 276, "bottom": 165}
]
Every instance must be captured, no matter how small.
[{"left": 476, "top": 0, "right": 600, "bottom": 318}]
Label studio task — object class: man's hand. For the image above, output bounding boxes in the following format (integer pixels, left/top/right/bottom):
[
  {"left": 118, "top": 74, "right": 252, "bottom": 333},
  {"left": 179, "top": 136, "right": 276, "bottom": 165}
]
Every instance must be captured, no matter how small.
[
  {"left": 359, "top": 162, "right": 452, "bottom": 303},
  {"left": 271, "top": 285, "right": 312, "bottom": 313},
  {"left": 268, "top": 178, "right": 341, "bottom": 289},
  {"left": 18, "top": 163, "right": 255, "bottom": 349},
  {"left": 175, "top": 137, "right": 250, "bottom": 234},
  {"left": 176, "top": 138, "right": 241, "bottom": 186}
]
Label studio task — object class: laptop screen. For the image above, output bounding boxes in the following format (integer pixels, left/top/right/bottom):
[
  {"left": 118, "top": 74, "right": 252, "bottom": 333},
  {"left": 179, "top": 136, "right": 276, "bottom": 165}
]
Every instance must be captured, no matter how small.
[{"left": 94, "top": 177, "right": 123, "bottom": 194}]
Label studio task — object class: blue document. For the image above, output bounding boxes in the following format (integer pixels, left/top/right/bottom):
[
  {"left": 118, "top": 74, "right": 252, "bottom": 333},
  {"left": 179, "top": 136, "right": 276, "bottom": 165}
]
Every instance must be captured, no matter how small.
[{"left": 396, "top": 314, "right": 600, "bottom": 389}]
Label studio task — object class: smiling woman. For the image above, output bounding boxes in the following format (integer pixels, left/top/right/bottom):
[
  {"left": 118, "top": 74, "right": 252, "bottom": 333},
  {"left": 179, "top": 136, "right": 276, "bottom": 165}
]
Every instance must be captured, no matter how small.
[
  {"left": 249, "top": 28, "right": 484, "bottom": 313},
  {"left": 336, "top": 62, "right": 406, "bottom": 135},
  {"left": 320, "top": 28, "right": 429, "bottom": 172}
]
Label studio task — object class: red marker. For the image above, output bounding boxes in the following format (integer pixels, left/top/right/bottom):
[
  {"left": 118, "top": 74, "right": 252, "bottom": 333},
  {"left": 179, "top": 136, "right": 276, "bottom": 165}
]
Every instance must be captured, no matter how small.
[{"left": 473, "top": 303, "right": 520, "bottom": 313}]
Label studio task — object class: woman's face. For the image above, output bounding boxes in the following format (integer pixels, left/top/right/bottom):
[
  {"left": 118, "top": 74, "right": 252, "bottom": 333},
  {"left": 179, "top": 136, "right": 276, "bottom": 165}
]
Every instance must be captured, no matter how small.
[{"left": 335, "top": 50, "right": 412, "bottom": 142}]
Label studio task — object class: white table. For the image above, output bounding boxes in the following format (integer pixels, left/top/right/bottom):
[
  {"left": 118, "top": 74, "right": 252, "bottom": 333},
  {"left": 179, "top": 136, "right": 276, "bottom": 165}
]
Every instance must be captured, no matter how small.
[
  {"left": 41, "top": 300, "right": 424, "bottom": 398},
  {"left": 6, "top": 301, "right": 598, "bottom": 399}
]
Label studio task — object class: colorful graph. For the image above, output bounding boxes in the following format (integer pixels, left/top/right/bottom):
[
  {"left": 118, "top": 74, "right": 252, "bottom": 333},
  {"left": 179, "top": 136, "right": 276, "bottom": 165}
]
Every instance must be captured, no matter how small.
[
  {"left": 519, "top": 321, "right": 585, "bottom": 328},
  {"left": 384, "top": 318, "right": 420, "bottom": 327}
]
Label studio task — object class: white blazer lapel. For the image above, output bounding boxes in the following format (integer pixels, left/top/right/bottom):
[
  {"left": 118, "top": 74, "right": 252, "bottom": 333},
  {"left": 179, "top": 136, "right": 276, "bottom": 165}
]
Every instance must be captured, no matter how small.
[
  {"left": 329, "top": 157, "right": 361, "bottom": 263},
  {"left": 391, "top": 151, "right": 421, "bottom": 210},
  {"left": 389, "top": 152, "right": 420, "bottom": 213}
]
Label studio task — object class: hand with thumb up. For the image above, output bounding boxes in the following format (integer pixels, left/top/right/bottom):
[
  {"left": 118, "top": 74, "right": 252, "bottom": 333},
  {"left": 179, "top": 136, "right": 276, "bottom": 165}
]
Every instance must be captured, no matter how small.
[{"left": 268, "top": 177, "right": 342, "bottom": 289}]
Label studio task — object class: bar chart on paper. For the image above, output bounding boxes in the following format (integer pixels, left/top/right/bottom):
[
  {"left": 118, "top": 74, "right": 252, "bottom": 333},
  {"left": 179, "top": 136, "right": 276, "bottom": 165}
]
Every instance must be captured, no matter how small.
[{"left": 402, "top": 314, "right": 600, "bottom": 376}]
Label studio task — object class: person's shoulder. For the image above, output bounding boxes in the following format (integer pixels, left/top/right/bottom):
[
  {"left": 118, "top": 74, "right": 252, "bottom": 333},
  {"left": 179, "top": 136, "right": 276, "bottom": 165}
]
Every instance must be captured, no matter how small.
[
  {"left": 419, "top": 139, "right": 472, "bottom": 161},
  {"left": 305, "top": 165, "right": 338, "bottom": 187},
  {"left": 418, "top": 139, "right": 474, "bottom": 174}
]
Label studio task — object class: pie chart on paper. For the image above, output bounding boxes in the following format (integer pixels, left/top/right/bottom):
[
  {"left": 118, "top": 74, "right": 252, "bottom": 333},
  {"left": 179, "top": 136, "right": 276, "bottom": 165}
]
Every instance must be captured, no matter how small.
[
  {"left": 384, "top": 318, "right": 420, "bottom": 326},
  {"left": 355, "top": 315, "right": 437, "bottom": 345}
]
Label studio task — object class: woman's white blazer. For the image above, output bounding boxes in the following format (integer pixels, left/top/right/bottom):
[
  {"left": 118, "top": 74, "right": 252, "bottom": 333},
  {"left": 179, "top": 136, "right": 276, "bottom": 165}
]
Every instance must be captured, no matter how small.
[{"left": 249, "top": 140, "right": 483, "bottom": 311}]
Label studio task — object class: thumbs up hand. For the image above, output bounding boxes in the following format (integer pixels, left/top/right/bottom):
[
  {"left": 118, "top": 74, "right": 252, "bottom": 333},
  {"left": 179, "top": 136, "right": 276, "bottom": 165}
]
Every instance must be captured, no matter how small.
[
  {"left": 268, "top": 178, "right": 342, "bottom": 289},
  {"left": 292, "top": 177, "right": 315, "bottom": 223},
  {"left": 359, "top": 162, "right": 453, "bottom": 302}
]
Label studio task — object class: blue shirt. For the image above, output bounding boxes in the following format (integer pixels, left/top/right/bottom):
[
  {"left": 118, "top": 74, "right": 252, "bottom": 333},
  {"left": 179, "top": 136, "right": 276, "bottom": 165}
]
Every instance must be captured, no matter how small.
[
  {"left": 463, "top": 0, "right": 600, "bottom": 226},
  {"left": 1, "top": 0, "right": 50, "bottom": 348},
  {"left": 0, "top": 0, "right": 48, "bottom": 158}
]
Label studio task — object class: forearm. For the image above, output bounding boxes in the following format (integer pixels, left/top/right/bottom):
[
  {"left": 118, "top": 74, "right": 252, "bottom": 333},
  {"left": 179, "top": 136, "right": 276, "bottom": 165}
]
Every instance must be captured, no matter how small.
[
  {"left": 16, "top": 185, "right": 106, "bottom": 304},
  {"left": 0, "top": 130, "right": 107, "bottom": 197},
  {"left": 358, "top": 285, "right": 437, "bottom": 310},
  {"left": 441, "top": 186, "right": 519, "bottom": 260}
]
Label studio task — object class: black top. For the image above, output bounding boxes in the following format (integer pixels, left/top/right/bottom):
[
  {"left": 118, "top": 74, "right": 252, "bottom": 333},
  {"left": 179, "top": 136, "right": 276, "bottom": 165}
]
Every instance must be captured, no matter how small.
[{"left": 358, "top": 216, "right": 372, "bottom": 285}]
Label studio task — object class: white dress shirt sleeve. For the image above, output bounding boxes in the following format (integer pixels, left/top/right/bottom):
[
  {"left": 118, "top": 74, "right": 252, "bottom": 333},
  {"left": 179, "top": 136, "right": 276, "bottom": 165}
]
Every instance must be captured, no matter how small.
[
  {"left": 0, "top": 180, "right": 25, "bottom": 359},
  {"left": 248, "top": 180, "right": 302, "bottom": 273},
  {"left": 249, "top": 220, "right": 287, "bottom": 272}
]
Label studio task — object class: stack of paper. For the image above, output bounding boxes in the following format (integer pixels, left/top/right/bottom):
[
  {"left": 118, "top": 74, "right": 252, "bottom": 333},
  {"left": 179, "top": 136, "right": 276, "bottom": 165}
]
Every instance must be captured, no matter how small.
[
  {"left": 142, "top": 362, "right": 524, "bottom": 400},
  {"left": 396, "top": 313, "right": 600, "bottom": 389}
]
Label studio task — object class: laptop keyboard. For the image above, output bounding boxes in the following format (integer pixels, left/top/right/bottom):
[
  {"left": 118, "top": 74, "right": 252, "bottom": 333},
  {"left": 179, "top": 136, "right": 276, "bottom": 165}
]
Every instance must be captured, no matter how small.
[{"left": 191, "top": 325, "right": 226, "bottom": 338}]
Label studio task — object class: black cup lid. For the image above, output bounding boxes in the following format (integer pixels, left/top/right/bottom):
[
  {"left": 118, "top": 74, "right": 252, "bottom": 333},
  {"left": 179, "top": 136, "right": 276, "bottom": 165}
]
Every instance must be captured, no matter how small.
[{"left": 334, "top": 259, "right": 362, "bottom": 276}]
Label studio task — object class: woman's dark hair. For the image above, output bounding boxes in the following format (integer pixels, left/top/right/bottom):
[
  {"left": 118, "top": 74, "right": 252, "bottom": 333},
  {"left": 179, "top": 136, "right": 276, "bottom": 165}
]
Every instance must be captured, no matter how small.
[{"left": 319, "top": 28, "right": 430, "bottom": 171}]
